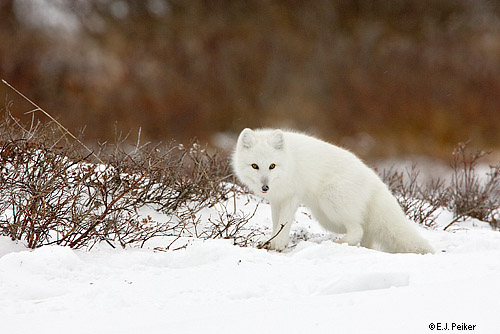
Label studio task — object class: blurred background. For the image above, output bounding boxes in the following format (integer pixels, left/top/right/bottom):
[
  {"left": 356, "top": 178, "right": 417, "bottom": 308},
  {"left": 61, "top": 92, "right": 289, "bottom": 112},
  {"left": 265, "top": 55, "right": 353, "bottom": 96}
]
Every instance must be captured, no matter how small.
[{"left": 1, "top": 0, "right": 500, "bottom": 159}]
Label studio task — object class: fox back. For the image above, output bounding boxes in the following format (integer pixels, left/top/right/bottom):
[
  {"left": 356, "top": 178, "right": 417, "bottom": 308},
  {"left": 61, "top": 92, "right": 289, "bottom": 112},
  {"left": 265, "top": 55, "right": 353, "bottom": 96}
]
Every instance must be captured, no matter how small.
[{"left": 233, "top": 128, "right": 373, "bottom": 200}]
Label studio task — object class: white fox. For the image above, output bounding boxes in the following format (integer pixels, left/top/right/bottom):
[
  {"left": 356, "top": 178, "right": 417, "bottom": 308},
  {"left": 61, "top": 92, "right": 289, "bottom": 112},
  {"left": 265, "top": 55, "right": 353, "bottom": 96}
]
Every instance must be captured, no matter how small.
[{"left": 232, "top": 128, "right": 434, "bottom": 254}]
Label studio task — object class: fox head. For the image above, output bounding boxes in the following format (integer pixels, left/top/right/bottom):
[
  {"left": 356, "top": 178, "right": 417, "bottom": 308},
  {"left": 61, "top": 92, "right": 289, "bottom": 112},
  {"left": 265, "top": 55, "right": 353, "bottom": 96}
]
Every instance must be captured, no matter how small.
[{"left": 232, "top": 128, "right": 289, "bottom": 198}]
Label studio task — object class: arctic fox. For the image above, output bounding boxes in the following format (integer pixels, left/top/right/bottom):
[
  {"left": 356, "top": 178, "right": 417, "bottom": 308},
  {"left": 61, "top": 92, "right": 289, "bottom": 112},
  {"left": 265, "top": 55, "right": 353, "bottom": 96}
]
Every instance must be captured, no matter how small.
[{"left": 232, "top": 128, "right": 434, "bottom": 254}]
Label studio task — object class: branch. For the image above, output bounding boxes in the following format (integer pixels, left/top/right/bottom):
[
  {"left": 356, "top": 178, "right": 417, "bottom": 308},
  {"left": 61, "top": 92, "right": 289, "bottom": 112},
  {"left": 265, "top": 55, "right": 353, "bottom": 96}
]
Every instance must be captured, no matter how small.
[{"left": 257, "top": 222, "right": 288, "bottom": 249}]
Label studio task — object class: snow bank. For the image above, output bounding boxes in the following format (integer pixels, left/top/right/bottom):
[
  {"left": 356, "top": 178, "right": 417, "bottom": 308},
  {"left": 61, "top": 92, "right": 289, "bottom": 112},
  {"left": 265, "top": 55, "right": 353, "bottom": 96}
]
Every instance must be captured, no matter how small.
[{"left": 1, "top": 192, "right": 500, "bottom": 333}]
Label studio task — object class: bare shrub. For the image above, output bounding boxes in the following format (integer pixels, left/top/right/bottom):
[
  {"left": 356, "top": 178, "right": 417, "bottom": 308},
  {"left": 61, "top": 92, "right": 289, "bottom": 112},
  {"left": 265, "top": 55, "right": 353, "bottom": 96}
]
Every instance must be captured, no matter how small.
[
  {"left": 203, "top": 201, "right": 262, "bottom": 247},
  {"left": 381, "top": 142, "right": 500, "bottom": 230},
  {"left": 445, "top": 143, "right": 500, "bottom": 230},
  {"left": 381, "top": 165, "right": 446, "bottom": 228},
  {"left": 0, "top": 108, "right": 256, "bottom": 249}
]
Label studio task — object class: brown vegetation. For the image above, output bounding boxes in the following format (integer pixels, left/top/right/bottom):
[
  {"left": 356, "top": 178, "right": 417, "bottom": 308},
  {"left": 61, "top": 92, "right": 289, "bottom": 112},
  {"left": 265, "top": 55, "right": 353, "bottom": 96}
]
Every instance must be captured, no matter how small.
[
  {"left": 1, "top": 0, "right": 500, "bottom": 158},
  {"left": 0, "top": 109, "right": 251, "bottom": 249},
  {"left": 381, "top": 143, "right": 500, "bottom": 230}
]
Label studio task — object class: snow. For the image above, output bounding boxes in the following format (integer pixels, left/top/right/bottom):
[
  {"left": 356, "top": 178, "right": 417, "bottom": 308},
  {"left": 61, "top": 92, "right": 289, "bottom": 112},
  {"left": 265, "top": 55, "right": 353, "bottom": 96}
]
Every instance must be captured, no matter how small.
[{"left": 1, "top": 191, "right": 500, "bottom": 333}]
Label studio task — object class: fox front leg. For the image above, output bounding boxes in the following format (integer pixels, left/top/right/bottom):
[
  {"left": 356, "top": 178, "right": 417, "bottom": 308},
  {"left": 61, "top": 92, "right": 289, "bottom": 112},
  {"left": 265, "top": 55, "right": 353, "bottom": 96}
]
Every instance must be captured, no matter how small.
[{"left": 265, "top": 199, "right": 299, "bottom": 251}]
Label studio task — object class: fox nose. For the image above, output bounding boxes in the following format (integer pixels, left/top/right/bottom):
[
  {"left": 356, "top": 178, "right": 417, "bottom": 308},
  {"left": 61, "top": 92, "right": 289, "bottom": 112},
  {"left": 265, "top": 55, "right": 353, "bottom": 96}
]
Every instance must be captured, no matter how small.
[{"left": 261, "top": 185, "right": 269, "bottom": 192}]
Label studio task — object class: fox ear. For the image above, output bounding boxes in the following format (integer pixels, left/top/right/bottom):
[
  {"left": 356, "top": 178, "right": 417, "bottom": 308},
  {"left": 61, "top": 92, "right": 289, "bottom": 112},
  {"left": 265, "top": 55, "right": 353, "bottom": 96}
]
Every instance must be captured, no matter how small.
[
  {"left": 269, "top": 130, "right": 284, "bottom": 150},
  {"left": 239, "top": 128, "right": 256, "bottom": 149}
]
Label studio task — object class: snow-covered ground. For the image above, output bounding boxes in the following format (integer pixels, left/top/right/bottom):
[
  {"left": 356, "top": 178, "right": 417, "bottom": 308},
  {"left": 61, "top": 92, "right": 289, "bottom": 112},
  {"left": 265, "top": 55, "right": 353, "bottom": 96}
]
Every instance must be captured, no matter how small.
[{"left": 1, "top": 191, "right": 500, "bottom": 333}]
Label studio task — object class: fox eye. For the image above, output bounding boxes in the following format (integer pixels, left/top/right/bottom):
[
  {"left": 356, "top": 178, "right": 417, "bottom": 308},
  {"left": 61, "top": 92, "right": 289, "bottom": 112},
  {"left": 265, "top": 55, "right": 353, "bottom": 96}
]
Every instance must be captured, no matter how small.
[
  {"left": 269, "top": 163, "right": 276, "bottom": 170},
  {"left": 251, "top": 164, "right": 259, "bottom": 170}
]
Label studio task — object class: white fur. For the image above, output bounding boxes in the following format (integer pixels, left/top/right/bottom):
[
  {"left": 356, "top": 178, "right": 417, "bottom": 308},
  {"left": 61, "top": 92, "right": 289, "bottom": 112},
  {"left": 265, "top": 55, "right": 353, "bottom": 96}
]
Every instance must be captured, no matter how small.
[{"left": 232, "top": 128, "right": 434, "bottom": 254}]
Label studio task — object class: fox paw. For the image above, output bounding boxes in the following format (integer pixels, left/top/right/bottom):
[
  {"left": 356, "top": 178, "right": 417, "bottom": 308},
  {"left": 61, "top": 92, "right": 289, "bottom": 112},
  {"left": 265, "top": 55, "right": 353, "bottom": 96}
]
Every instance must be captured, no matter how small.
[{"left": 257, "top": 237, "right": 289, "bottom": 252}]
